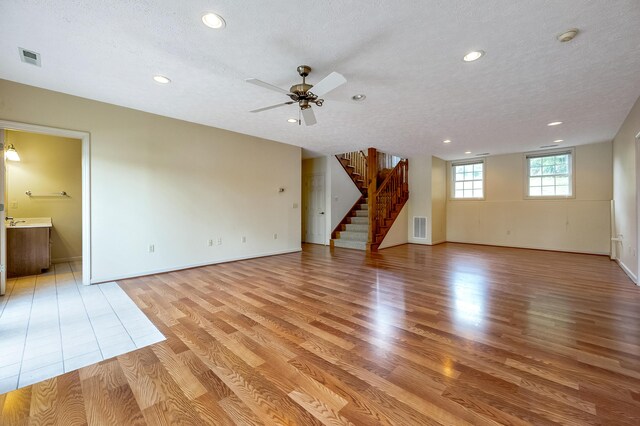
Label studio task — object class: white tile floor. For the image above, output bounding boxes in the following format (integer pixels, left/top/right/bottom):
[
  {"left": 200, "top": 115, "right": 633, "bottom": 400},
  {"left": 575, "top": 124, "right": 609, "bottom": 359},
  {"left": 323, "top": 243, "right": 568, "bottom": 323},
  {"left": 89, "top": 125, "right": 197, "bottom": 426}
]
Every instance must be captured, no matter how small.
[{"left": 0, "top": 261, "right": 165, "bottom": 393}]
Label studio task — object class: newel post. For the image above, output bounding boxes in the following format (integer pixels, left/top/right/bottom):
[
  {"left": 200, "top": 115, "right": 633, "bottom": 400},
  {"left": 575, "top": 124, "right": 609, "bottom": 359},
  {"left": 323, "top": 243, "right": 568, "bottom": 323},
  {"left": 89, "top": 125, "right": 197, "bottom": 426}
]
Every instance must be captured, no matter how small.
[{"left": 367, "top": 148, "right": 377, "bottom": 250}]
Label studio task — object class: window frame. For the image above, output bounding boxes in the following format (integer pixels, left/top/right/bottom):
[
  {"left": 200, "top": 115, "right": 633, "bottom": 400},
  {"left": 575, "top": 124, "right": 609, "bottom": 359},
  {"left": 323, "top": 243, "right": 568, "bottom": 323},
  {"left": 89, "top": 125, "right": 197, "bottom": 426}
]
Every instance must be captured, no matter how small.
[
  {"left": 523, "top": 148, "right": 575, "bottom": 200},
  {"left": 450, "top": 159, "right": 485, "bottom": 200}
]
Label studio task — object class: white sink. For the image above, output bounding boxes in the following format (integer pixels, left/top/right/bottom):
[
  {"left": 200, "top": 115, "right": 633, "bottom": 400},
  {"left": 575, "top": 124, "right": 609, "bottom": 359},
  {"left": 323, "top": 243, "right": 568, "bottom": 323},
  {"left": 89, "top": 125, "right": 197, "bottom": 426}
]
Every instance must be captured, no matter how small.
[{"left": 6, "top": 217, "right": 52, "bottom": 228}]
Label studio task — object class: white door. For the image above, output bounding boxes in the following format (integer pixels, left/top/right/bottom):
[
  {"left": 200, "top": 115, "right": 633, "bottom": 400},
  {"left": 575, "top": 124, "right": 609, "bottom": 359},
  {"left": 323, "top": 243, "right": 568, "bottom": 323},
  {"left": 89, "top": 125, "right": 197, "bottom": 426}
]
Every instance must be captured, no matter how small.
[
  {"left": 304, "top": 174, "right": 326, "bottom": 244},
  {"left": 0, "top": 130, "right": 6, "bottom": 296}
]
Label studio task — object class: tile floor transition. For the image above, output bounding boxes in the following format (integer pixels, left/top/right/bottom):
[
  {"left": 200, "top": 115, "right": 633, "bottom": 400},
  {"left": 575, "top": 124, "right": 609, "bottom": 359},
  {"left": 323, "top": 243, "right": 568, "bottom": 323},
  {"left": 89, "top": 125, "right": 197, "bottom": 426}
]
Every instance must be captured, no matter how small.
[{"left": 0, "top": 261, "right": 165, "bottom": 393}]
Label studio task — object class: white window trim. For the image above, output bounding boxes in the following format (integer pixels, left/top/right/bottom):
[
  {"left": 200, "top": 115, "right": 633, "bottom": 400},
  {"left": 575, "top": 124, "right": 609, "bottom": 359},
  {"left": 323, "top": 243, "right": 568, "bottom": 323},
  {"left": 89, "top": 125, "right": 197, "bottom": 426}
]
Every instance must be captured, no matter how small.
[
  {"left": 523, "top": 147, "right": 575, "bottom": 200},
  {"left": 450, "top": 159, "right": 485, "bottom": 200}
]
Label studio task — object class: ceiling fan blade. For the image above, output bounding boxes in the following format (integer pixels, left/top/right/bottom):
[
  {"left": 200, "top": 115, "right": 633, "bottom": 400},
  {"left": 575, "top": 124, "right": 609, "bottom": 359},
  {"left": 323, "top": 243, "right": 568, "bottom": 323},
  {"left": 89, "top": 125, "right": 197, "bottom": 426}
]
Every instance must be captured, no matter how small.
[
  {"left": 250, "top": 101, "right": 294, "bottom": 113},
  {"left": 245, "top": 78, "right": 290, "bottom": 95},
  {"left": 309, "top": 72, "right": 346, "bottom": 97},
  {"left": 301, "top": 108, "right": 317, "bottom": 126}
]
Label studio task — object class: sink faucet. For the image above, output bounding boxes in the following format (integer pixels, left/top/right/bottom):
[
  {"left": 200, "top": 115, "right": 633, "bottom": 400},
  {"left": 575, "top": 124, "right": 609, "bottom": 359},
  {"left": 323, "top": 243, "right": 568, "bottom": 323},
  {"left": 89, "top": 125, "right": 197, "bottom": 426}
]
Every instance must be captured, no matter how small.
[{"left": 5, "top": 217, "right": 25, "bottom": 226}]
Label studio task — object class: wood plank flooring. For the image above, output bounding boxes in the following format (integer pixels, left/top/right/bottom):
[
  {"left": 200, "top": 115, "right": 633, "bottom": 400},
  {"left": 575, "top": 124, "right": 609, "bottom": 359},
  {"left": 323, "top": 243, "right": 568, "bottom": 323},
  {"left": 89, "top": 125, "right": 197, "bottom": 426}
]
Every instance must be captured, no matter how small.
[{"left": 1, "top": 242, "right": 639, "bottom": 425}]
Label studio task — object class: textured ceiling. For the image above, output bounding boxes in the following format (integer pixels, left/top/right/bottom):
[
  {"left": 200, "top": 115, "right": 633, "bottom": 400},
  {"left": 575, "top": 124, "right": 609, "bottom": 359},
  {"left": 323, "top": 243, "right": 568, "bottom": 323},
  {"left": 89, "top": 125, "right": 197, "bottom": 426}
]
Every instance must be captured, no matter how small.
[{"left": 1, "top": 1, "right": 640, "bottom": 160}]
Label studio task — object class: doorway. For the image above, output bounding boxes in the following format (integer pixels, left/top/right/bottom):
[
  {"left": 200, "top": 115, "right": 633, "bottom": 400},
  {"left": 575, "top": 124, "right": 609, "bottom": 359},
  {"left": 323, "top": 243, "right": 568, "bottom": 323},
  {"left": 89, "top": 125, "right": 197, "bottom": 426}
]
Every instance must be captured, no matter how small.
[
  {"left": 303, "top": 173, "right": 326, "bottom": 244},
  {"left": 0, "top": 121, "right": 91, "bottom": 294}
]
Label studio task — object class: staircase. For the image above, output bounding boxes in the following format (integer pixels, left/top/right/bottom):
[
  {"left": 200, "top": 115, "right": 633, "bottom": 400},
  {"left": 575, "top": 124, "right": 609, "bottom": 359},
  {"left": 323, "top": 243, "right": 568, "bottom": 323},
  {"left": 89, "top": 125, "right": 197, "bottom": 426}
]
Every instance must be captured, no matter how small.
[
  {"left": 331, "top": 149, "right": 409, "bottom": 252},
  {"left": 332, "top": 198, "right": 369, "bottom": 250}
]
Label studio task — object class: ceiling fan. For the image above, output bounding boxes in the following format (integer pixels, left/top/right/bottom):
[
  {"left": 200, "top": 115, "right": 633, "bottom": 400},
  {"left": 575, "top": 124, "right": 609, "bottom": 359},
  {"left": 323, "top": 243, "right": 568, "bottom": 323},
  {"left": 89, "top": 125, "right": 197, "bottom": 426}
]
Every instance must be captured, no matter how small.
[{"left": 246, "top": 65, "right": 346, "bottom": 126}]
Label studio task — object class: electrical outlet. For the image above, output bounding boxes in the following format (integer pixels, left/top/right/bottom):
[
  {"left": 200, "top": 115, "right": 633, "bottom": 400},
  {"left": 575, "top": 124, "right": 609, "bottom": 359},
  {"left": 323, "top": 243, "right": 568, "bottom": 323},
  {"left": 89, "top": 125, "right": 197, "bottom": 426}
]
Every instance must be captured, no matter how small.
[
  {"left": 208, "top": 239, "right": 213, "bottom": 247},
  {"left": 148, "top": 244, "right": 155, "bottom": 253},
  {"left": 242, "top": 236, "right": 246, "bottom": 243},
  {"left": 217, "top": 238, "right": 222, "bottom": 245},
  {"left": 10, "top": 201, "right": 17, "bottom": 209},
  {"left": 293, "top": 203, "right": 298, "bottom": 209},
  {"left": 273, "top": 233, "right": 278, "bottom": 240}
]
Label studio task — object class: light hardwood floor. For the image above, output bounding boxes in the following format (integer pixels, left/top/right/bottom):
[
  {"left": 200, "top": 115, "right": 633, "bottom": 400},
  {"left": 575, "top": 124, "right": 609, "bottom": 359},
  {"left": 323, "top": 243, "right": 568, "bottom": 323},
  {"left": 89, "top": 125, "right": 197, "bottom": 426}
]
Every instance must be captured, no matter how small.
[{"left": 1, "top": 243, "right": 639, "bottom": 425}]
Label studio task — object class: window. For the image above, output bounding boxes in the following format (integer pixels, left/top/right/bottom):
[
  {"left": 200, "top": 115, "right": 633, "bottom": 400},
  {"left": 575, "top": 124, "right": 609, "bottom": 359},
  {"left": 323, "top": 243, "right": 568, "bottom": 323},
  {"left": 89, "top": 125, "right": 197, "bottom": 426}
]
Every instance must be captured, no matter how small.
[
  {"left": 526, "top": 150, "right": 573, "bottom": 197},
  {"left": 452, "top": 161, "right": 484, "bottom": 199}
]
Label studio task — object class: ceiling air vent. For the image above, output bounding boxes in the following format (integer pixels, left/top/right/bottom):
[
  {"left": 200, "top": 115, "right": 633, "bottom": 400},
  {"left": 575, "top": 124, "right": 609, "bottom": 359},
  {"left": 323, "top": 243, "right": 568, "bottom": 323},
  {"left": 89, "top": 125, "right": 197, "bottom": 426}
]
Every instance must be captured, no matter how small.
[
  {"left": 539, "top": 144, "right": 558, "bottom": 149},
  {"left": 475, "top": 152, "right": 490, "bottom": 157},
  {"left": 19, "top": 47, "right": 41, "bottom": 67},
  {"left": 413, "top": 217, "right": 427, "bottom": 239}
]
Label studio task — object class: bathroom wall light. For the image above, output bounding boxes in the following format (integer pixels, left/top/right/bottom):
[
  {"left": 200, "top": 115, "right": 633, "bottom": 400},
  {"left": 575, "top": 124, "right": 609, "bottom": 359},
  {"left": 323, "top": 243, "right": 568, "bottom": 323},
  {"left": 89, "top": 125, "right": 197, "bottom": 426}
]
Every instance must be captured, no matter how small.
[{"left": 5, "top": 144, "right": 20, "bottom": 162}]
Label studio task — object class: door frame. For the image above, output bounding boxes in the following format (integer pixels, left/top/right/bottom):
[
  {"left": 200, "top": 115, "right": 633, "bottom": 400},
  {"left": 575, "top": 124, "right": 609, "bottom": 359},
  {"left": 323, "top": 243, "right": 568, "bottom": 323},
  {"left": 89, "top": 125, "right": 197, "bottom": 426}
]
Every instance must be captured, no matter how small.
[
  {"left": 0, "top": 120, "right": 91, "bottom": 291},
  {"left": 636, "top": 130, "right": 640, "bottom": 285}
]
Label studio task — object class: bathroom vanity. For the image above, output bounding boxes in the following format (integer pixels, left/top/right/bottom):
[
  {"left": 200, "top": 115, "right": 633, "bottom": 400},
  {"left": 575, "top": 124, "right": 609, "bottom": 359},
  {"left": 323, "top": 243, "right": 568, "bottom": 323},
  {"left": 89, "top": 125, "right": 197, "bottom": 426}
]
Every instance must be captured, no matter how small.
[{"left": 6, "top": 217, "right": 52, "bottom": 278}]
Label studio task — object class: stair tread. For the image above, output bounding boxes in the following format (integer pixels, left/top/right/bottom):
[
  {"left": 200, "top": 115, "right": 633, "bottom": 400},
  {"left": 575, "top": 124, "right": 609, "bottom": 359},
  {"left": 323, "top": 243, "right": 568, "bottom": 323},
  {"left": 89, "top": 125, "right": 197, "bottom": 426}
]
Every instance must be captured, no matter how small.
[
  {"left": 332, "top": 239, "right": 367, "bottom": 251},
  {"left": 337, "top": 231, "right": 368, "bottom": 242}
]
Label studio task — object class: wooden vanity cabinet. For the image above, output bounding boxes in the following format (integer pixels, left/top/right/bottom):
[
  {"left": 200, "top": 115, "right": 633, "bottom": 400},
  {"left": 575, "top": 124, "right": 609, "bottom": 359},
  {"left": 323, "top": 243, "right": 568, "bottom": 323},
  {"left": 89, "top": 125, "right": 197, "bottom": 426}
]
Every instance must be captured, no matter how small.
[{"left": 7, "top": 227, "right": 51, "bottom": 278}]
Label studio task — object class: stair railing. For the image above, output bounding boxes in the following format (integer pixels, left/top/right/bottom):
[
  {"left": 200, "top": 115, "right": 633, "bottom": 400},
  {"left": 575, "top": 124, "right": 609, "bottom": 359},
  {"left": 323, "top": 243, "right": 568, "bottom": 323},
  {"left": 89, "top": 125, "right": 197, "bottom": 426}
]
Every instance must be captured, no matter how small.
[
  {"left": 372, "top": 159, "right": 409, "bottom": 245},
  {"left": 338, "top": 151, "right": 368, "bottom": 183}
]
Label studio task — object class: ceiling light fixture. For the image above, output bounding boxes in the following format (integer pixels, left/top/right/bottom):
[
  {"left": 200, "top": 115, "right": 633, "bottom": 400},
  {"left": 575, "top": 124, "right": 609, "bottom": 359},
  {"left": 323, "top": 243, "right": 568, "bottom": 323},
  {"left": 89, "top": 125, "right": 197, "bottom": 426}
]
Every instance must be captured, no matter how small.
[
  {"left": 443, "top": 139, "right": 451, "bottom": 144},
  {"left": 352, "top": 94, "right": 366, "bottom": 101},
  {"left": 465, "top": 151, "right": 472, "bottom": 154},
  {"left": 202, "top": 12, "right": 226, "bottom": 29},
  {"left": 557, "top": 28, "right": 579, "bottom": 43},
  {"left": 547, "top": 121, "right": 563, "bottom": 126},
  {"left": 287, "top": 118, "right": 298, "bottom": 123},
  {"left": 553, "top": 139, "right": 564, "bottom": 143},
  {"left": 463, "top": 50, "right": 484, "bottom": 62},
  {"left": 153, "top": 75, "right": 171, "bottom": 84},
  {"left": 5, "top": 144, "right": 20, "bottom": 162}
]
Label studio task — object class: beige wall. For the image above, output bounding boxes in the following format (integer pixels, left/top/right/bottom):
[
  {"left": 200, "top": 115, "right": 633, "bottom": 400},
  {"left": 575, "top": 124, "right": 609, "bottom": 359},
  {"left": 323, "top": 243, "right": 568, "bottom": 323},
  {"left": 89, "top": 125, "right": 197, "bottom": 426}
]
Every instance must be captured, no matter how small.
[
  {"left": 407, "top": 155, "right": 432, "bottom": 244},
  {"left": 379, "top": 204, "right": 408, "bottom": 249},
  {"left": 612, "top": 95, "right": 640, "bottom": 282},
  {"left": 0, "top": 79, "right": 301, "bottom": 283},
  {"left": 447, "top": 142, "right": 613, "bottom": 254},
  {"left": 6, "top": 131, "right": 82, "bottom": 261},
  {"left": 431, "top": 156, "right": 446, "bottom": 244}
]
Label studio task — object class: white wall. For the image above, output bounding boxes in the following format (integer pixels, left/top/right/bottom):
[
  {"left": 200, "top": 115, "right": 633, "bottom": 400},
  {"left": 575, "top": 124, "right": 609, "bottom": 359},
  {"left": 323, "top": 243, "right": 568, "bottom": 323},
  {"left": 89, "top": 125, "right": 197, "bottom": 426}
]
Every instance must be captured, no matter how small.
[
  {"left": 447, "top": 142, "right": 613, "bottom": 254},
  {"left": 6, "top": 131, "right": 82, "bottom": 262},
  {"left": 329, "top": 156, "right": 362, "bottom": 232},
  {"left": 612, "top": 95, "right": 640, "bottom": 282},
  {"left": 0, "top": 79, "right": 301, "bottom": 283}
]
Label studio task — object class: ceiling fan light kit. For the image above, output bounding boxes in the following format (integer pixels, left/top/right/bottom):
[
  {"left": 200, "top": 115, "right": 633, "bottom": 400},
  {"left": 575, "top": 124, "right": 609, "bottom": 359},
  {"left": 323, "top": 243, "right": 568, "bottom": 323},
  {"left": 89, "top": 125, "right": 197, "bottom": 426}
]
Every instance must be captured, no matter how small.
[{"left": 246, "top": 65, "right": 346, "bottom": 126}]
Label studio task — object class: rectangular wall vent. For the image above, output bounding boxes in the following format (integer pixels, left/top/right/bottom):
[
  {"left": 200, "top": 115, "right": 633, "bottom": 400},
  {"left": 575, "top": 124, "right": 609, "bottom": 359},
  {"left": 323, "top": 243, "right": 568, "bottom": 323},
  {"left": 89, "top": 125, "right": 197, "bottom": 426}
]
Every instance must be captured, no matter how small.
[
  {"left": 19, "top": 47, "right": 41, "bottom": 67},
  {"left": 413, "top": 216, "right": 427, "bottom": 239}
]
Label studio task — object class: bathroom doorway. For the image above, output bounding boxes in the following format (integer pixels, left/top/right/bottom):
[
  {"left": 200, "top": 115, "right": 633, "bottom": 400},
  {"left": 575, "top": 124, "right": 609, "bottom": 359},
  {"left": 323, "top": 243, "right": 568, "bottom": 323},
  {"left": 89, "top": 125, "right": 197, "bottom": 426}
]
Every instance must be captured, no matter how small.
[{"left": 0, "top": 121, "right": 91, "bottom": 294}]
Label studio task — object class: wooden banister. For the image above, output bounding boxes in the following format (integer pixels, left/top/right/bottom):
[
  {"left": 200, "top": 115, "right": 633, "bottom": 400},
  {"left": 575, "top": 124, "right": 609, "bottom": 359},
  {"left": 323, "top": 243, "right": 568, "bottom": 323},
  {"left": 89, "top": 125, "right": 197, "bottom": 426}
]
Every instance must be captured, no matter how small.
[
  {"left": 367, "top": 148, "right": 377, "bottom": 247},
  {"left": 336, "top": 151, "right": 368, "bottom": 193},
  {"left": 371, "top": 159, "right": 409, "bottom": 249}
]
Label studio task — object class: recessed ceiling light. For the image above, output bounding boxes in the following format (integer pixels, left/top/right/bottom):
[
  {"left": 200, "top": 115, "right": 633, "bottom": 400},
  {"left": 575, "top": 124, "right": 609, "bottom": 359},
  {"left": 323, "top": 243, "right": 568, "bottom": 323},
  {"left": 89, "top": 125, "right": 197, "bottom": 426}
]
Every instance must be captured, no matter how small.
[
  {"left": 153, "top": 75, "right": 171, "bottom": 84},
  {"left": 463, "top": 50, "right": 484, "bottom": 62},
  {"left": 557, "top": 28, "right": 579, "bottom": 43},
  {"left": 465, "top": 151, "right": 472, "bottom": 154},
  {"left": 202, "top": 12, "right": 226, "bottom": 29},
  {"left": 352, "top": 94, "right": 366, "bottom": 101},
  {"left": 547, "top": 121, "right": 563, "bottom": 126},
  {"left": 287, "top": 118, "right": 298, "bottom": 123},
  {"left": 443, "top": 139, "right": 451, "bottom": 144},
  {"left": 553, "top": 139, "right": 564, "bottom": 143}
]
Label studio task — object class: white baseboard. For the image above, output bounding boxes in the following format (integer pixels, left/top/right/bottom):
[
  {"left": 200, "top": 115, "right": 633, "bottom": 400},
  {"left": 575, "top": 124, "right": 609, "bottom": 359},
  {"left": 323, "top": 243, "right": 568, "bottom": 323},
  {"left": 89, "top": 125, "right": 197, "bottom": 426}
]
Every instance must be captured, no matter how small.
[
  {"left": 445, "top": 239, "right": 610, "bottom": 256},
  {"left": 90, "top": 248, "right": 302, "bottom": 285},
  {"left": 52, "top": 256, "right": 82, "bottom": 264},
  {"left": 616, "top": 259, "right": 638, "bottom": 284}
]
